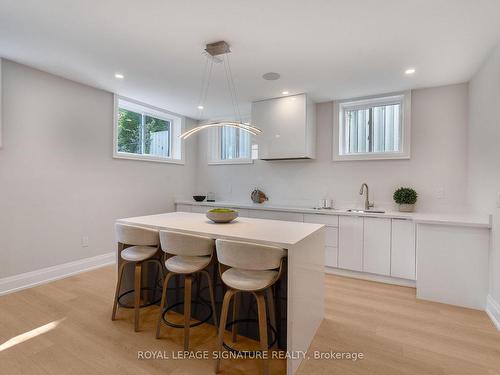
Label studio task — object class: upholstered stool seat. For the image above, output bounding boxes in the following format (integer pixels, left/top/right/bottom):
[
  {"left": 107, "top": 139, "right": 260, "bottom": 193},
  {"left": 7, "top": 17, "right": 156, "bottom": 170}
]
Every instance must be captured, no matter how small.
[
  {"left": 221, "top": 269, "right": 278, "bottom": 291},
  {"left": 215, "top": 239, "right": 286, "bottom": 375},
  {"left": 165, "top": 255, "right": 211, "bottom": 274},
  {"left": 156, "top": 231, "right": 218, "bottom": 351},
  {"left": 111, "top": 223, "right": 162, "bottom": 332},
  {"left": 121, "top": 246, "right": 158, "bottom": 262}
]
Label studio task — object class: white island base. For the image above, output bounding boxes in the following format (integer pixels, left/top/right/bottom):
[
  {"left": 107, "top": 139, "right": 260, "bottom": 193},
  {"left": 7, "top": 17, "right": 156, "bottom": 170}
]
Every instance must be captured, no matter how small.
[{"left": 118, "top": 212, "right": 325, "bottom": 375}]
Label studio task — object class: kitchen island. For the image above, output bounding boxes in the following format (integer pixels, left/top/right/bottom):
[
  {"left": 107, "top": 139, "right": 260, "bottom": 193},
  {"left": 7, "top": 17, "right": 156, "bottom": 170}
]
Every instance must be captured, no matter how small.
[{"left": 117, "top": 212, "right": 325, "bottom": 375}]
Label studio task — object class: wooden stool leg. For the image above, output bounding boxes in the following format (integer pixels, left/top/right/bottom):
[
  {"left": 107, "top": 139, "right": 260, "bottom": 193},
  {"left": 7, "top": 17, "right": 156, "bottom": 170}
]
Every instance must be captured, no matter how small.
[
  {"left": 232, "top": 292, "right": 240, "bottom": 342},
  {"left": 255, "top": 292, "right": 269, "bottom": 375},
  {"left": 202, "top": 270, "right": 218, "bottom": 328},
  {"left": 111, "top": 261, "right": 127, "bottom": 320},
  {"left": 183, "top": 275, "right": 192, "bottom": 351},
  {"left": 156, "top": 272, "right": 173, "bottom": 339},
  {"left": 133, "top": 262, "right": 142, "bottom": 332},
  {"left": 266, "top": 287, "right": 277, "bottom": 348},
  {"left": 215, "top": 289, "right": 236, "bottom": 373}
]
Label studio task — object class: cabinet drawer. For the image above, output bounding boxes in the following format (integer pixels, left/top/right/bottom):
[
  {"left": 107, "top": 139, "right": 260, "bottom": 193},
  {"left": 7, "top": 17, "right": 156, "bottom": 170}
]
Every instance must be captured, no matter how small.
[
  {"left": 191, "top": 205, "right": 209, "bottom": 213},
  {"left": 325, "top": 227, "right": 338, "bottom": 247},
  {"left": 176, "top": 204, "right": 192, "bottom": 212},
  {"left": 303, "top": 214, "right": 339, "bottom": 227},
  {"left": 247, "top": 210, "right": 304, "bottom": 222},
  {"left": 325, "top": 246, "right": 338, "bottom": 268}
]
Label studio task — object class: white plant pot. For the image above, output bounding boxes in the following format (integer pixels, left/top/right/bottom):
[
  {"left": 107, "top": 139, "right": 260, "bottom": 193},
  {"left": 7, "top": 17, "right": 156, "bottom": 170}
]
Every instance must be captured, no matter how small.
[{"left": 398, "top": 204, "right": 415, "bottom": 212}]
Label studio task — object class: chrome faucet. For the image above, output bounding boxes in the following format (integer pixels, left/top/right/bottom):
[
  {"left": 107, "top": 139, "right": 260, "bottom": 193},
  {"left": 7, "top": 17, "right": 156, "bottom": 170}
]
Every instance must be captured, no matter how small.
[{"left": 359, "top": 183, "right": 374, "bottom": 210}]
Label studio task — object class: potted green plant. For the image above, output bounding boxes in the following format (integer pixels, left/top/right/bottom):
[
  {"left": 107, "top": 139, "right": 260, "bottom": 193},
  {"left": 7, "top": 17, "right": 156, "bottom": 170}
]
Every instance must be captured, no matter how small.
[{"left": 393, "top": 187, "right": 418, "bottom": 212}]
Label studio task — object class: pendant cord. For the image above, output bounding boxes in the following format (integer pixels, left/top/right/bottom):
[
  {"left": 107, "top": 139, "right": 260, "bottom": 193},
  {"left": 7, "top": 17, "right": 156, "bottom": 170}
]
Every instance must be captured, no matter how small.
[
  {"left": 197, "top": 54, "right": 214, "bottom": 120},
  {"left": 224, "top": 53, "right": 242, "bottom": 123}
]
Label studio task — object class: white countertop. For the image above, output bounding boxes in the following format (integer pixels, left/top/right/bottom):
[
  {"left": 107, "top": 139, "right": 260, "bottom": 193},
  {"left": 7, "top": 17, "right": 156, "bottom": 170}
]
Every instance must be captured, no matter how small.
[
  {"left": 176, "top": 200, "right": 492, "bottom": 229},
  {"left": 118, "top": 212, "right": 324, "bottom": 247}
]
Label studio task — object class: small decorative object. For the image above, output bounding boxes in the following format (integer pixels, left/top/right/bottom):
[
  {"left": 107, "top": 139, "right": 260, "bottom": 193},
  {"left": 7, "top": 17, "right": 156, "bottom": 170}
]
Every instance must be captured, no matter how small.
[
  {"left": 192, "top": 195, "right": 206, "bottom": 202},
  {"left": 207, "top": 192, "right": 215, "bottom": 202},
  {"left": 206, "top": 208, "right": 238, "bottom": 223},
  {"left": 393, "top": 187, "right": 418, "bottom": 212},
  {"left": 251, "top": 188, "right": 269, "bottom": 204}
]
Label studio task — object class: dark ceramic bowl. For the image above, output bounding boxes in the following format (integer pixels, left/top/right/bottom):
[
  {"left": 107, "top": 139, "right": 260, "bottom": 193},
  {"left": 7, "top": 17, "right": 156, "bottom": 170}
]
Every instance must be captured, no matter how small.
[{"left": 193, "top": 195, "right": 206, "bottom": 202}]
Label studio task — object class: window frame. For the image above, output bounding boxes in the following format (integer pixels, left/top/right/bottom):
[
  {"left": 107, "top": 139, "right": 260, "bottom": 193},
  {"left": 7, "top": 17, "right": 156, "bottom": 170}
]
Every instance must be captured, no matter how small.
[
  {"left": 207, "top": 125, "right": 254, "bottom": 165},
  {"left": 333, "top": 91, "right": 411, "bottom": 161},
  {"left": 113, "top": 95, "right": 185, "bottom": 164}
]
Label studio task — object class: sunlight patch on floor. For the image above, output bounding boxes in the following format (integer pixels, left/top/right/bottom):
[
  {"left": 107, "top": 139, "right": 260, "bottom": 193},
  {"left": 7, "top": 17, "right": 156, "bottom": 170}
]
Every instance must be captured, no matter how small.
[{"left": 0, "top": 318, "right": 66, "bottom": 352}]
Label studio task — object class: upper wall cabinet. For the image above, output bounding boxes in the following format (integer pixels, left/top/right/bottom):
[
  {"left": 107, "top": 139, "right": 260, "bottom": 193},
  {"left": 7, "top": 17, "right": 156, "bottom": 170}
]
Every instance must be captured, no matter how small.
[{"left": 252, "top": 93, "right": 316, "bottom": 160}]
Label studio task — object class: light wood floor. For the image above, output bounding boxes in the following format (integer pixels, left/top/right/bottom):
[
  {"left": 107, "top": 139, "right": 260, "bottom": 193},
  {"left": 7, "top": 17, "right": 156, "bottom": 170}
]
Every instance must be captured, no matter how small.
[{"left": 1, "top": 266, "right": 499, "bottom": 375}]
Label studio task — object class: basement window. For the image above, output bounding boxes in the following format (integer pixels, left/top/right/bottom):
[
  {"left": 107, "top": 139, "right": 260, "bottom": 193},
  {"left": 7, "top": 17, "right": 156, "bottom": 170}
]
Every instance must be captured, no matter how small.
[
  {"left": 333, "top": 92, "right": 411, "bottom": 160},
  {"left": 208, "top": 126, "right": 254, "bottom": 165},
  {"left": 114, "top": 96, "right": 184, "bottom": 164}
]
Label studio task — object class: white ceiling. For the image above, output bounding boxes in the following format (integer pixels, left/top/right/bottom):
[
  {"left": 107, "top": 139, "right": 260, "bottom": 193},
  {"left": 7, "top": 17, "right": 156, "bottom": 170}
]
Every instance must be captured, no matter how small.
[{"left": 1, "top": 0, "right": 500, "bottom": 119}]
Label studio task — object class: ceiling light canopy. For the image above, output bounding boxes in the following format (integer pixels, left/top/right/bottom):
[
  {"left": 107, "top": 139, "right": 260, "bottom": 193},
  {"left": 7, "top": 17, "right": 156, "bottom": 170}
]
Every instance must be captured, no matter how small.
[{"left": 180, "top": 41, "right": 262, "bottom": 140}]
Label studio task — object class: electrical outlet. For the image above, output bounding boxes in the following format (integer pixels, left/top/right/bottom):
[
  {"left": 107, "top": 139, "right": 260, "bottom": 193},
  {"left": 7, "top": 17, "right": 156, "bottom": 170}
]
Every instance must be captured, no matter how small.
[
  {"left": 81, "top": 236, "right": 89, "bottom": 247},
  {"left": 436, "top": 188, "right": 445, "bottom": 199}
]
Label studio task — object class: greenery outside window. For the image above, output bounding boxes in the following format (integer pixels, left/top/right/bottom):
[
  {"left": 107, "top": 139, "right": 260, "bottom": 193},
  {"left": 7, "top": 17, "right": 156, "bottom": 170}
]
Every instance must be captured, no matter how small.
[{"left": 114, "top": 96, "right": 184, "bottom": 163}]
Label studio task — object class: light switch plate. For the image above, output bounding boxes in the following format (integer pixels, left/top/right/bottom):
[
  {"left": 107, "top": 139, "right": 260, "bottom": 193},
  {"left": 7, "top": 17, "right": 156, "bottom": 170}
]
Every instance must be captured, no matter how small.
[{"left": 81, "top": 236, "right": 89, "bottom": 247}]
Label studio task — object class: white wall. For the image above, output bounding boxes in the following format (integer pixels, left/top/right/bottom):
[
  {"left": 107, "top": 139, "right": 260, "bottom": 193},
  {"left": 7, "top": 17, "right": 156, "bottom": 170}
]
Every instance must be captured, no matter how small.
[
  {"left": 468, "top": 43, "right": 500, "bottom": 304},
  {"left": 196, "top": 84, "right": 469, "bottom": 213},
  {"left": 0, "top": 60, "right": 196, "bottom": 278}
]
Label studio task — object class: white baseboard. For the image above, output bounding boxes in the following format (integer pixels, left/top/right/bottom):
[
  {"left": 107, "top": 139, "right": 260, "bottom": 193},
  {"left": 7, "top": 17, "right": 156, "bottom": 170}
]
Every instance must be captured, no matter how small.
[
  {"left": 0, "top": 252, "right": 116, "bottom": 296},
  {"left": 325, "top": 266, "right": 416, "bottom": 288},
  {"left": 486, "top": 295, "right": 500, "bottom": 331}
]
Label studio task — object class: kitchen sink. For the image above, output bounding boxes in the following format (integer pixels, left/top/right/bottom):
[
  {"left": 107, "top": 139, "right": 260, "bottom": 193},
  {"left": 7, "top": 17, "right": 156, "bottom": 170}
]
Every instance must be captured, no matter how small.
[{"left": 346, "top": 209, "right": 386, "bottom": 214}]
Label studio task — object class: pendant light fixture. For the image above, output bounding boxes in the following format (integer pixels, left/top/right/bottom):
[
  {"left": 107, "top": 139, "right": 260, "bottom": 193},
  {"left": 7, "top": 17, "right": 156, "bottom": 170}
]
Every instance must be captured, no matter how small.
[{"left": 180, "top": 41, "right": 262, "bottom": 139}]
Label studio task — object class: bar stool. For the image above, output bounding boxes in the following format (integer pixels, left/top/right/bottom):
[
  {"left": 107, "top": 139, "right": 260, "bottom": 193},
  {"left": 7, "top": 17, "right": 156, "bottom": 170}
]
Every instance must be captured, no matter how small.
[
  {"left": 214, "top": 239, "right": 286, "bottom": 375},
  {"left": 111, "top": 223, "right": 163, "bottom": 332},
  {"left": 155, "top": 230, "right": 218, "bottom": 351}
]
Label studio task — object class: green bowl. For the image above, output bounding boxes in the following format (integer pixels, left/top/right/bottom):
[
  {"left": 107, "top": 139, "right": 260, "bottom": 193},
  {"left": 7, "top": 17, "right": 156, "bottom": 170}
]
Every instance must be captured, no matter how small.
[{"left": 206, "top": 208, "right": 238, "bottom": 223}]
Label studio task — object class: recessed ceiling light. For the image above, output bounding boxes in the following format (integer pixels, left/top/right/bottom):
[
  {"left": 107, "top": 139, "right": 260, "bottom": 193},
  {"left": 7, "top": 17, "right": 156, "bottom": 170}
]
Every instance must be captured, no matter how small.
[
  {"left": 114, "top": 73, "right": 124, "bottom": 79},
  {"left": 405, "top": 68, "right": 416, "bottom": 75},
  {"left": 197, "top": 105, "right": 204, "bottom": 110},
  {"left": 282, "top": 90, "right": 289, "bottom": 95},
  {"left": 262, "top": 72, "right": 280, "bottom": 80}
]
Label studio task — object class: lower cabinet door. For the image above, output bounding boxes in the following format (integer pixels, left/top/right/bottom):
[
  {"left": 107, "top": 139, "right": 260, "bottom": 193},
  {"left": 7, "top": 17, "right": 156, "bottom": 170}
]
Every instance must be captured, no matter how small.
[
  {"left": 325, "top": 246, "right": 338, "bottom": 267},
  {"left": 338, "top": 216, "right": 364, "bottom": 271},
  {"left": 363, "top": 217, "right": 391, "bottom": 276},
  {"left": 391, "top": 219, "right": 416, "bottom": 280}
]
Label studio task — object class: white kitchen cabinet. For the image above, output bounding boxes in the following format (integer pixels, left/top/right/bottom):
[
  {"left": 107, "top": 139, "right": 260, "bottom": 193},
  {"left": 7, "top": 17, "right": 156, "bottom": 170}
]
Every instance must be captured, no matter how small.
[
  {"left": 325, "top": 246, "right": 338, "bottom": 267},
  {"left": 252, "top": 93, "right": 316, "bottom": 160},
  {"left": 325, "top": 227, "right": 338, "bottom": 247},
  {"left": 338, "top": 216, "right": 363, "bottom": 271},
  {"left": 191, "top": 205, "right": 209, "bottom": 213},
  {"left": 176, "top": 204, "right": 192, "bottom": 212},
  {"left": 363, "top": 217, "right": 391, "bottom": 276},
  {"left": 416, "top": 224, "right": 489, "bottom": 309},
  {"left": 303, "top": 214, "right": 338, "bottom": 226},
  {"left": 303, "top": 214, "right": 339, "bottom": 269},
  {"left": 391, "top": 219, "right": 416, "bottom": 280},
  {"left": 246, "top": 209, "right": 304, "bottom": 222}
]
